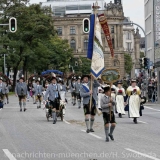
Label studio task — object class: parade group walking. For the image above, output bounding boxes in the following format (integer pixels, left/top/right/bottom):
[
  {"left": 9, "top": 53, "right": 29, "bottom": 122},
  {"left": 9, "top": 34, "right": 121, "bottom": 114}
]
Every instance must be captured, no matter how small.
[{"left": 1, "top": 73, "right": 146, "bottom": 143}]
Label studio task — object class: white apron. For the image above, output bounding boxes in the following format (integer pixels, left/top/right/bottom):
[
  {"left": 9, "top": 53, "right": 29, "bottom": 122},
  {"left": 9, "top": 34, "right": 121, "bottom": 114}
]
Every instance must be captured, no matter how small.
[
  {"left": 129, "top": 95, "right": 140, "bottom": 118},
  {"left": 116, "top": 95, "right": 125, "bottom": 114}
]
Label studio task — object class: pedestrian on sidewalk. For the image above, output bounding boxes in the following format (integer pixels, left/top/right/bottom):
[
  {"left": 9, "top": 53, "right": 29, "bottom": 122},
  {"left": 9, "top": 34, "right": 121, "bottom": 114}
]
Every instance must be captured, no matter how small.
[{"left": 15, "top": 77, "right": 27, "bottom": 112}]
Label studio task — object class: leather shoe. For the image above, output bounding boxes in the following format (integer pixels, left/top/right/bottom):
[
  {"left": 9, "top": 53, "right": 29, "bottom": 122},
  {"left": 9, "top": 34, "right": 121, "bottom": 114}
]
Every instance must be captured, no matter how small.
[
  {"left": 106, "top": 137, "right": 109, "bottom": 142},
  {"left": 53, "top": 120, "right": 56, "bottom": 124},
  {"left": 108, "top": 134, "right": 114, "bottom": 141},
  {"left": 24, "top": 108, "right": 27, "bottom": 112},
  {"left": 86, "top": 129, "right": 90, "bottom": 133},
  {"left": 90, "top": 129, "right": 94, "bottom": 132}
]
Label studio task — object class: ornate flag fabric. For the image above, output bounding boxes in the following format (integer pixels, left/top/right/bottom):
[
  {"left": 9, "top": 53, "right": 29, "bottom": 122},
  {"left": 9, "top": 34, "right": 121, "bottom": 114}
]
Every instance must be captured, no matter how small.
[
  {"left": 87, "top": 14, "right": 105, "bottom": 78},
  {"left": 98, "top": 13, "right": 114, "bottom": 57}
]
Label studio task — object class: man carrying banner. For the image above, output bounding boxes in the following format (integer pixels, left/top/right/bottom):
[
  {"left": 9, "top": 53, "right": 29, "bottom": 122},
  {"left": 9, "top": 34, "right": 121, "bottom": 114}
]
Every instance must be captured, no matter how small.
[
  {"left": 80, "top": 75, "right": 100, "bottom": 133},
  {"left": 80, "top": 9, "right": 104, "bottom": 133}
]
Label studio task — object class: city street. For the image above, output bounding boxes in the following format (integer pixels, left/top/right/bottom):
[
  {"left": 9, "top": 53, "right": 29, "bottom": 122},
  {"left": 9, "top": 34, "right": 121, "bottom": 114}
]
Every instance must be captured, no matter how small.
[{"left": 0, "top": 95, "right": 160, "bottom": 160}]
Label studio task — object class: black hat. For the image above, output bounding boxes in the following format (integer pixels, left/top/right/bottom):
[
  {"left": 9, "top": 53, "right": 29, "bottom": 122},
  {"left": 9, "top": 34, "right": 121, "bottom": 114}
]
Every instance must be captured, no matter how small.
[
  {"left": 51, "top": 77, "right": 57, "bottom": 81},
  {"left": 72, "top": 76, "right": 77, "bottom": 81},
  {"left": 111, "top": 88, "right": 115, "bottom": 92},
  {"left": 58, "top": 78, "right": 63, "bottom": 82},
  {"left": 117, "top": 80, "right": 123, "bottom": 84},
  {"left": 131, "top": 79, "right": 137, "bottom": 83},
  {"left": 36, "top": 77, "right": 41, "bottom": 82},
  {"left": 81, "top": 75, "right": 90, "bottom": 81},
  {"left": 77, "top": 76, "right": 81, "bottom": 80},
  {"left": 102, "top": 85, "right": 110, "bottom": 93},
  {"left": 19, "top": 77, "right": 24, "bottom": 80}
]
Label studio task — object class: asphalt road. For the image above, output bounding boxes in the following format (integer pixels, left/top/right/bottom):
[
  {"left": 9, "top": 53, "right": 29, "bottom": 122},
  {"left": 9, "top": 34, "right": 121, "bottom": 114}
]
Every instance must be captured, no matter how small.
[{"left": 0, "top": 94, "right": 160, "bottom": 160}]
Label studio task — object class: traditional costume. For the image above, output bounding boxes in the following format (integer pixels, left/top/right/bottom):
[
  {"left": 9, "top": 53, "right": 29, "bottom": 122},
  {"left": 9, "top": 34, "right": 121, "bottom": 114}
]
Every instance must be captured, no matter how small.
[
  {"left": 15, "top": 77, "right": 27, "bottom": 112},
  {"left": 115, "top": 81, "right": 126, "bottom": 118},
  {"left": 35, "top": 79, "right": 44, "bottom": 109},
  {"left": 101, "top": 86, "right": 116, "bottom": 142},
  {"left": 80, "top": 75, "right": 100, "bottom": 133},
  {"left": 125, "top": 79, "right": 141, "bottom": 124},
  {"left": 44, "top": 77, "right": 60, "bottom": 124},
  {"left": 75, "top": 76, "right": 81, "bottom": 109},
  {"left": 69, "top": 77, "right": 76, "bottom": 105}
]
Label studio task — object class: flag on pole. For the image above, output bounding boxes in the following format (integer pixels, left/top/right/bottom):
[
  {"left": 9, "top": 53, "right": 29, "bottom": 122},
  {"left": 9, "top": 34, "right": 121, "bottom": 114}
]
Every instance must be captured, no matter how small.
[{"left": 87, "top": 14, "right": 105, "bottom": 78}]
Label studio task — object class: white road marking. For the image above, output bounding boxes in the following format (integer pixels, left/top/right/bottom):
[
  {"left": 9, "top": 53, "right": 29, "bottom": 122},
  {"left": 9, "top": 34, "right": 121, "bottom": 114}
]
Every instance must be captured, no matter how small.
[
  {"left": 63, "top": 119, "right": 71, "bottom": 124},
  {"left": 129, "top": 119, "right": 148, "bottom": 124},
  {"left": 145, "top": 106, "right": 160, "bottom": 112},
  {"left": 137, "top": 120, "right": 148, "bottom": 124},
  {"left": 81, "top": 130, "right": 102, "bottom": 139},
  {"left": 3, "top": 149, "right": 17, "bottom": 160},
  {"left": 125, "top": 148, "right": 160, "bottom": 160}
]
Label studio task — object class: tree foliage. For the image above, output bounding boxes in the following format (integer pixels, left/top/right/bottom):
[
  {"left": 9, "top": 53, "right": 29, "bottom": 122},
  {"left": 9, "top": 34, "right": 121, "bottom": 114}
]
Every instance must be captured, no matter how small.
[
  {"left": 124, "top": 53, "right": 133, "bottom": 74},
  {"left": 0, "top": 0, "right": 73, "bottom": 88}
]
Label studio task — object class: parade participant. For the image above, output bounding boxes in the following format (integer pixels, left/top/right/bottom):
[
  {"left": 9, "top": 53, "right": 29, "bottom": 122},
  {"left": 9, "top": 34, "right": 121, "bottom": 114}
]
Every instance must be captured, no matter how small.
[
  {"left": 0, "top": 77, "right": 7, "bottom": 109},
  {"left": 80, "top": 75, "right": 100, "bottom": 133},
  {"left": 125, "top": 79, "right": 141, "bottom": 124},
  {"left": 32, "top": 79, "right": 37, "bottom": 104},
  {"left": 44, "top": 77, "right": 60, "bottom": 124},
  {"left": 115, "top": 80, "right": 126, "bottom": 118},
  {"left": 101, "top": 86, "right": 116, "bottom": 142},
  {"left": 35, "top": 79, "right": 43, "bottom": 109},
  {"left": 75, "top": 76, "right": 81, "bottom": 109},
  {"left": 58, "top": 78, "right": 66, "bottom": 115},
  {"left": 69, "top": 77, "right": 76, "bottom": 105},
  {"left": 26, "top": 80, "right": 30, "bottom": 102},
  {"left": 97, "top": 79, "right": 104, "bottom": 110},
  {"left": 4, "top": 81, "right": 9, "bottom": 104},
  {"left": 15, "top": 77, "right": 27, "bottom": 112}
]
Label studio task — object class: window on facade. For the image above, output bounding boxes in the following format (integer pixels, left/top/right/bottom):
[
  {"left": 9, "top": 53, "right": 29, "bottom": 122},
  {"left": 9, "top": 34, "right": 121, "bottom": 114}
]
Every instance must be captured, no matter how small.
[
  {"left": 126, "top": 32, "right": 131, "bottom": 40},
  {"left": 127, "top": 42, "right": 131, "bottom": 50},
  {"left": 112, "top": 38, "right": 115, "bottom": 49},
  {"left": 70, "top": 26, "right": 76, "bottom": 35},
  {"left": 57, "top": 27, "right": 62, "bottom": 36},
  {"left": 111, "top": 26, "right": 114, "bottom": 33},
  {"left": 84, "top": 39, "right": 89, "bottom": 50},
  {"left": 70, "top": 39, "right": 76, "bottom": 50}
]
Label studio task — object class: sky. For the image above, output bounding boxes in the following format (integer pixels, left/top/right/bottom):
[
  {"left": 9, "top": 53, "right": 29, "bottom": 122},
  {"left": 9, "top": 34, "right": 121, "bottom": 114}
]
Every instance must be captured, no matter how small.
[{"left": 29, "top": 0, "right": 144, "bottom": 36}]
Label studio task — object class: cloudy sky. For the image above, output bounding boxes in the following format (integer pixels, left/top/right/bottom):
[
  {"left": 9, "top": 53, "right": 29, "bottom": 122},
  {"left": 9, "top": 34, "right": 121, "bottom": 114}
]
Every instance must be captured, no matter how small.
[{"left": 29, "top": 0, "right": 144, "bottom": 35}]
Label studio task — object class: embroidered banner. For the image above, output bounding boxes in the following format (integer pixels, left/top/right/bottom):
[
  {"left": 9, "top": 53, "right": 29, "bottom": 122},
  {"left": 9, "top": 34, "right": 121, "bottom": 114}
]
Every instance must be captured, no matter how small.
[{"left": 98, "top": 14, "right": 114, "bottom": 57}]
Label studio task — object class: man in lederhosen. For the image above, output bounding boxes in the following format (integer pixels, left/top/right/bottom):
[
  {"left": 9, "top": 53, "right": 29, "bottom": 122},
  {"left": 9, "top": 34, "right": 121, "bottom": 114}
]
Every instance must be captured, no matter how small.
[
  {"left": 75, "top": 76, "right": 81, "bottom": 109},
  {"left": 80, "top": 75, "right": 100, "bottom": 133},
  {"left": 35, "top": 79, "right": 43, "bottom": 109},
  {"left": 0, "top": 77, "right": 7, "bottom": 110},
  {"left": 15, "top": 77, "right": 27, "bottom": 112},
  {"left": 69, "top": 77, "right": 76, "bottom": 106},
  {"left": 44, "top": 77, "right": 60, "bottom": 124},
  {"left": 101, "top": 86, "right": 116, "bottom": 142}
]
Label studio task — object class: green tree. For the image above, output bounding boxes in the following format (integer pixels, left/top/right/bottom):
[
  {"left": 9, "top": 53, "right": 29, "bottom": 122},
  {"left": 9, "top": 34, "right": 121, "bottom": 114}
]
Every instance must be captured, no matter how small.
[
  {"left": 79, "top": 57, "right": 91, "bottom": 74},
  {"left": 140, "top": 52, "right": 144, "bottom": 58},
  {"left": 124, "top": 53, "right": 133, "bottom": 74},
  {"left": 0, "top": 1, "right": 73, "bottom": 88}
]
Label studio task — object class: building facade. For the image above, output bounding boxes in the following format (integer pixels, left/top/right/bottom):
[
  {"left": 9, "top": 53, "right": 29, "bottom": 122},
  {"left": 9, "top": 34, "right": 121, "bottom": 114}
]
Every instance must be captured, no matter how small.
[
  {"left": 42, "top": 0, "right": 141, "bottom": 78},
  {"left": 144, "top": 0, "right": 154, "bottom": 62}
]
